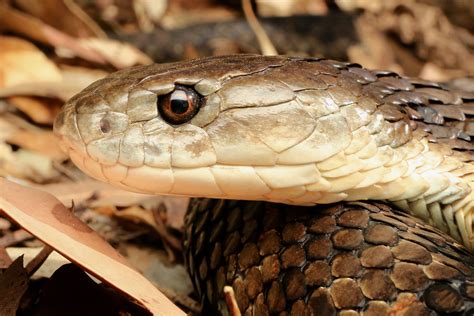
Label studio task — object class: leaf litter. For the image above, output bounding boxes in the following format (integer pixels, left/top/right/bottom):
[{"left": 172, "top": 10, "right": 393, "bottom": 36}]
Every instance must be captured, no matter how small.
[{"left": 0, "top": 0, "right": 472, "bottom": 315}]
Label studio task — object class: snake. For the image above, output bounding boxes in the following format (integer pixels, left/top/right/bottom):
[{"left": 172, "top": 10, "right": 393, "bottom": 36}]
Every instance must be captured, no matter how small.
[{"left": 54, "top": 55, "right": 474, "bottom": 314}]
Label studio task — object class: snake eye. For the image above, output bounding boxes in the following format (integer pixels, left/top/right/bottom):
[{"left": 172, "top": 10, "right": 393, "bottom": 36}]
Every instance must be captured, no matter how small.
[{"left": 158, "top": 86, "right": 201, "bottom": 124}]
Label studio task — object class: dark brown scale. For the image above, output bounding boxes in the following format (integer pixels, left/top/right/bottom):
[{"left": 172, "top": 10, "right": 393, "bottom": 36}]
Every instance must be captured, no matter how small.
[
  {"left": 184, "top": 199, "right": 474, "bottom": 315},
  {"left": 324, "top": 61, "right": 474, "bottom": 159}
]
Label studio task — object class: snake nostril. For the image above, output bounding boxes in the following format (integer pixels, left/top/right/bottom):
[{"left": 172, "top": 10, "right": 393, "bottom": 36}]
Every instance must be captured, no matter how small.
[{"left": 100, "top": 118, "right": 111, "bottom": 133}]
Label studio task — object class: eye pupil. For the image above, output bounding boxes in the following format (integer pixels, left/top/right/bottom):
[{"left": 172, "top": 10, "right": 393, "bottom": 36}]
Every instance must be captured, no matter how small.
[
  {"left": 170, "top": 98, "right": 189, "bottom": 114},
  {"left": 158, "top": 86, "right": 202, "bottom": 125}
]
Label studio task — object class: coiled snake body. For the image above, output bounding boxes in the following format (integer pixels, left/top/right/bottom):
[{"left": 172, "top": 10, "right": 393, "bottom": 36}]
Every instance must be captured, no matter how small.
[{"left": 54, "top": 55, "right": 474, "bottom": 314}]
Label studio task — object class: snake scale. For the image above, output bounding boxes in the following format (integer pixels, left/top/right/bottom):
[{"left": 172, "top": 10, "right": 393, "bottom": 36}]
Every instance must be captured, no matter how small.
[{"left": 54, "top": 55, "right": 474, "bottom": 315}]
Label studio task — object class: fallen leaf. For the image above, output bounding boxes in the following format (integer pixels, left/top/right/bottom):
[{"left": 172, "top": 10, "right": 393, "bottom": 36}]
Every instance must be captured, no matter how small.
[
  {"left": 115, "top": 205, "right": 156, "bottom": 227},
  {"left": 121, "top": 243, "right": 193, "bottom": 295},
  {"left": 0, "top": 66, "right": 108, "bottom": 101},
  {"left": 34, "top": 179, "right": 189, "bottom": 228},
  {"left": 0, "top": 116, "right": 16, "bottom": 141},
  {"left": 0, "top": 217, "right": 11, "bottom": 230},
  {"left": 35, "top": 179, "right": 155, "bottom": 208},
  {"left": 33, "top": 263, "right": 150, "bottom": 315},
  {"left": 8, "top": 96, "right": 61, "bottom": 125},
  {"left": 2, "top": 112, "right": 65, "bottom": 160},
  {"left": 0, "top": 229, "right": 33, "bottom": 248},
  {"left": 256, "top": 0, "right": 328, "bottom": 16},
  {"left": 0, "top": 177, "right": 185, "bottom": 316},
  {"left": 13, "top": 149, "right": 59, "bottom": 181},
  {"left": 0, "top": 144, "right": 59, "bottom": 182},
  {"left": 134, "top": 0, "right": 168, "bottom": 32},
  {"left": 14, "top": 0, "right": 106, "bottom": 38},
  {"left": 0, "top": 256, "right": 29, "bottom": 316},
  {"left": 0, "top": 4, "right": 151, "bottom": 68},
  {"left": 0, "top": 247, "right": 12, "bottom": 268},
  {"left": 9, "top": 131, "right": 65, "bottom": 161},
  {"left": 77, "top": 38, "right": 152, "bottom": 68},
  {"left": 0, "top": 36, "right": 62, "bottom": 87},
  {"left": 419, "top": 62, "right": 466, "bottom": 82},
  {"left": 0, "top": 4, "right": 108, "bottom": 64}
]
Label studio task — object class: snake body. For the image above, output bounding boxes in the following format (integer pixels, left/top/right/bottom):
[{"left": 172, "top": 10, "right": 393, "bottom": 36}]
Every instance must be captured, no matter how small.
[{"left": 54, "top": 55, "right": 474, "bottom": 314}]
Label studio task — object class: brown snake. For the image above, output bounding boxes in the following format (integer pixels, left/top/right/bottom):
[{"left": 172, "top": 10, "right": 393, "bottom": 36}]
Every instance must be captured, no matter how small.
[{"left": 54, "top": 55, "right": 474, "bottom": 314}]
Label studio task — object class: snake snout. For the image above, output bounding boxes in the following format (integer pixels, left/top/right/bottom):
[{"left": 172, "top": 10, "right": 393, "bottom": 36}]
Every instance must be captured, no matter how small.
[{"left": 54, "top": 101, "right": 85, "bottom": 156}]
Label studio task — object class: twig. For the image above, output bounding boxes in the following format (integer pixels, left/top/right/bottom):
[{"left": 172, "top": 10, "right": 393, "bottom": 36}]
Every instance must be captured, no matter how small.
[
  {"left": 25, "top": 245, "right": 53, "bottom": 276},
  {"left": 224, "top": 286, "right": 241, "bottom": 316},
  {"left": 241, "top": 0, "right": 277, "bottom": 56}
]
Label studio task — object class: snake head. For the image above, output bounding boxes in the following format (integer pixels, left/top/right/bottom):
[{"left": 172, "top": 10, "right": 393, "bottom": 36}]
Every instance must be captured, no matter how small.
[
  {"left": 54, "top": 55, "right": 354, "bottom": 201},
  {"left": 54, "top": 55, "right": 474, "bottom": 251}
]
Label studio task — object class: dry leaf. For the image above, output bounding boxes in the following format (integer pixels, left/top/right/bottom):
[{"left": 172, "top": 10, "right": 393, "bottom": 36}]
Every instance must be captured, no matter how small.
[
  {"left": 59, "top": 65, "right": 109, "bottom": 96},
  {"left": 134, "top": 0, "right": 168, "bottom": 32},
  {"left": 419, "top": 62, "right": 466, "bottom": 82},
  {"left": 1, "top": 113, "right": 65, "bottom": 160},
  {"left": 0, "top": 256, "right": 29, "bottom": 316},
  {"left": 0, "top": 66, "right": 107, "bottom": 101},
  {"left": 0, "top": 36, "right": 62, "bottom": 87},
  {"left": 343, "top": 0, "right": 474, "bottom": 77},
  {"left": 0, "top": 177, "right": 185, "bottom": 316},
  {"left": 141, "top": 196, "right": 188, "bottom": 230},
  {"left": 0, "top": 247, "right": 13, "bottom": 268},
  {"left": 256, "top": 0, "right": 328, "bottom": 16},
  {"left": 14, "top": 0, "right": 106, "bottom": 38},
  {"left": 335, "top": 0, "right": 386, "bottom": 12},
  {"left": 36, "top": 179, "right": 155, "bottom": 208},
  {"left": 0, "top": 109, "right": 61, "bottom": 182},
  {"left": 37, "top": 179, "right": 188, "bottom": 232},
  {"left": 77, "top": 38, "right": 152, "bottom": 68},
  {"left": 0, "top": 144, "right": 59, "bottom": 182},
  {"left": 0, "top": 4, "right": 108, "bottom": 64},
  {"left": 15, "top": 150, "right": 59, "bottom": 180},
  {"left": 9, "top": 130, "right": 65, "bottom": 161},
  {"left": 0, "top": 117, "right": 16, "bottom": 140},
  {"left": 122, "top": 243, "right": 193, "bottom": 295},
  {"left": 0, "top": 5, "right": 150, "bottom": 68},
  {"left": 8, "top": 96, "right": 61, "bottom": 125},
  {"left": 33, "top": 264, "right": 150, "bottom": 315},
  {"left": 115, "top": 205, "right": 156, "bottom": 227}
]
